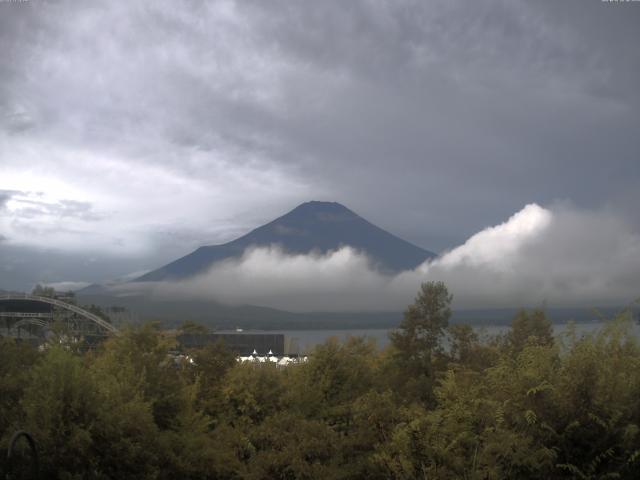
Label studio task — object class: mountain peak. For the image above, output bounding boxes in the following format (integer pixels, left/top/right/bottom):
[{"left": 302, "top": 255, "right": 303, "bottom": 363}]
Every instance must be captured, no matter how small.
[
  {"left": 279, "top": 201, "right": 357, "bottom": 224},
  {"left": 296, "top": 200, "right": 347, "bottom": 208},
  {"left": 289, "top": 200, "right": 352, "bottom": 213},
  {"left": 136, "top": 201, "right": 436, "bottom": 281}
]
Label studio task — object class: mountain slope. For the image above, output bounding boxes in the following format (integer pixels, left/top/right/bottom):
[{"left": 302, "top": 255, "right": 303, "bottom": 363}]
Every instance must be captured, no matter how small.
[{"left": 136, "top": 201, "right": 435, "bottom": 281}]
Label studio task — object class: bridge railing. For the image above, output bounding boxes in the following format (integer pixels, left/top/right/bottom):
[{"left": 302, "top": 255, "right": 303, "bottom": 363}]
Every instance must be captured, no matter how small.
[{"left": 0, "top": 312, "right": 54, "bottom": 318}]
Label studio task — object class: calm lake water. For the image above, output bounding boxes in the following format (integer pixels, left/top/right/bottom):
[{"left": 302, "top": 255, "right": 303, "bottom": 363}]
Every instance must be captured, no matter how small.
[{"left": 225, "top": 322, "right": 640, "bottom": 354}]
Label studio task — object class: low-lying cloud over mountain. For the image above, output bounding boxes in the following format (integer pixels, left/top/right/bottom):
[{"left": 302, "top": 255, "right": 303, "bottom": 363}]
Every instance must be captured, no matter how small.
[
  {"left": 137, "top": 201, "right": 435, "bottom": 281},
  {"left": 114, "top": 203, "right": 640, "bottom": 311}
]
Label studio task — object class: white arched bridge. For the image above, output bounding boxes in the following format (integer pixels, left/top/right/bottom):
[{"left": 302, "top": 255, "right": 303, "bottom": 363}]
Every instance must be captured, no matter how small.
[{"left": 0, "top": 293, "right": 119, "bottom": 337}]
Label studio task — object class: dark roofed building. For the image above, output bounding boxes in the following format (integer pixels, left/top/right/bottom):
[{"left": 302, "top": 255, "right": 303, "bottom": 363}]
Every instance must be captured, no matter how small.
[{"left": 177, "top": 333, "right": 291, "bottom": 356}]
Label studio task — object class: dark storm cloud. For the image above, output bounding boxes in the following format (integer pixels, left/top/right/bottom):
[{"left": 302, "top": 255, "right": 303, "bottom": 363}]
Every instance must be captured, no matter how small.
[
  {"left": 230, "top": 0, "right": 640, "bottom": 247},
  {"left": 0, "top": 0, "right": 638, "bottom": 296}
]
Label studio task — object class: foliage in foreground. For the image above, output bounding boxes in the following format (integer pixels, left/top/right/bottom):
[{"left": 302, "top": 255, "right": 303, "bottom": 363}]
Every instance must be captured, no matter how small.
[{"left": 1, "top": 283, "right": 640, "bottom": 479}]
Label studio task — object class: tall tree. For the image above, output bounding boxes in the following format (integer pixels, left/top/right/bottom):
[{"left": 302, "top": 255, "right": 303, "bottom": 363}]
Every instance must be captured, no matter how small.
[
  {"left": 31, "top": 284, "right": 56, "bottom": 298},
  {"left": 508, "top": 309, "right": 554, "bottom": 353},
  {"left": 389, "top": 281, "right": 452, "bottom": 405}
]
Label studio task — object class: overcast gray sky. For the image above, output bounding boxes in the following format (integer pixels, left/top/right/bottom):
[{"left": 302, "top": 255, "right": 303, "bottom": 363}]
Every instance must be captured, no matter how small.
[{"left": 1, "top": 0, "right": 639, "bottom": 297}]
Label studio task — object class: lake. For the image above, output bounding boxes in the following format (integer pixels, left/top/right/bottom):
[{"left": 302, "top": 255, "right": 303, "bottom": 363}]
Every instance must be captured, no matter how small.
[{"left": 223, "top": 321, "right": 640, "bottom": 354}]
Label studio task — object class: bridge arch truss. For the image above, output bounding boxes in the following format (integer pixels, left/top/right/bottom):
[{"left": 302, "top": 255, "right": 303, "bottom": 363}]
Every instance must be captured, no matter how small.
[{"left": 0, "top": 293, "right": 119, "bottom": 338}]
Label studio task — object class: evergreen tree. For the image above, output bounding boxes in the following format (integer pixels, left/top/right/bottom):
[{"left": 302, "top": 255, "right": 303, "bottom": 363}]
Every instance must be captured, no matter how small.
[{"left": 389, "top": 281, "right": 452, "bottom": 404}]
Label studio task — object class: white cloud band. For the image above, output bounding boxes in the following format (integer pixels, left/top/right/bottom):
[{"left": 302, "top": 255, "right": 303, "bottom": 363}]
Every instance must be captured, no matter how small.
[{"left": 116, "top": 203, "right": 640, "bottom": 311}]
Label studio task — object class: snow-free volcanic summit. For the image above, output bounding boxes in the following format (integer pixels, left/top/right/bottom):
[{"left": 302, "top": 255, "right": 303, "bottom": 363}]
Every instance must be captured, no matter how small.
[{"left": 136, "top": 201, "right": 436, "bottom": 282}]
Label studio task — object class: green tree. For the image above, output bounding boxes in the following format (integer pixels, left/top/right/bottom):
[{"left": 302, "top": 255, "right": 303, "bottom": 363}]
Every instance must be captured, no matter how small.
[
  {"left": 447, "top": 324, "right": 499, "bottom": 370},
  {"left": 188, "top": 340, "right": 236, "bottom": 421},
  {"left": 97, "top": 323, "right": 185, "bottom": 430},
  {"left": 507, "top": 309, "right": 554, "bottom": 353},
  {"left": 448, "top": 324, "right": 478, "bottom": 364},
  {"left": 31, "top": 284, "right": 56, "bottom": 298},
  {"left": 551, "top": 317, "right": 640, "bottom": 479},
  {"left": 88, "top": 347, "right": 161, "bottom": 479},
  {"left": 222, "top": 362, "right": 288, "bottom": 426},
  {"left": 389, "top": 281, "right": 452, "bottom": 404},
  {"left": 289, "top": 336, "right": 379, "bottom": 436},
  {"left": 0, "top": 338, "right": 39, "bottom": 477},
  {"left": 19, "top": 346, "right": 99, "bottom": 478},
  {"left": 179, "top": 320, "right": 209, "bottom": 335},
  {"left": 244, "top": 412, "right": 343, "bottom": 480}
]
